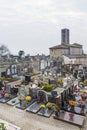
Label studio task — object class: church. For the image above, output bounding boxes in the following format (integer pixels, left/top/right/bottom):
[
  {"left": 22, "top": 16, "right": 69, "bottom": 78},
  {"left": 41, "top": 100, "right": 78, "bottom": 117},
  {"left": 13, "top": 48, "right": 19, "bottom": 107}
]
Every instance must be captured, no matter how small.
[
  {"left": 49, "top": 29, "right": 87, "bottom": 66},
  {"left": 49, "top": 28, "right": 83, "bottom": 58}
]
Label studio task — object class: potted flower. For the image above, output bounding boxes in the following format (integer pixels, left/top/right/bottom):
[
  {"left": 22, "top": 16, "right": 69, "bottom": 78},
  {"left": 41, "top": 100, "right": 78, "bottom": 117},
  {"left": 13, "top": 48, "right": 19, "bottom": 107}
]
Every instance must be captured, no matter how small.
[
  {"left": 4, "top": 93, "right": 12, "bottom": 99},
  {"left": 69, "top": 100, "right": 76, "bottom": 111},
  {"left": 69, "top": 113, "right": 74, "bottom": 120},
  {"left": 46, "top": 102, "right": 52, "bottom": 109},
  {"left": 53, "top": 104, "right": 60, "bottom": 117},
  {"left": 0, "top": 90, "right": 6, "bottom": 97},
  {"left": 25, "top": 96, "right": 32, "bottom": 102},
  {"left": 40, "top": 104, "right": 45, "bottom": 113},
  {"left": 69, "top": 100, "right": 76, "bottom": 107}
]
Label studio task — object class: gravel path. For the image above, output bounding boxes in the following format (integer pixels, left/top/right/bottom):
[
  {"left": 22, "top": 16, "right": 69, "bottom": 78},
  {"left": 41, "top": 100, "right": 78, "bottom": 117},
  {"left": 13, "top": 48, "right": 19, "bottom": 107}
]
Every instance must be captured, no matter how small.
[{"left": 0, "top": 103, "right": 85, "bottom": 130}]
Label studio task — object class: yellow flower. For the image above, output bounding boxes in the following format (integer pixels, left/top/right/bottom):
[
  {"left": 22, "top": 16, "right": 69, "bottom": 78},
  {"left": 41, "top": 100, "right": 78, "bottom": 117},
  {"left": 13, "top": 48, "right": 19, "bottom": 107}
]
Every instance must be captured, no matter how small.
[
  {"left": 57, "top": 78, "right": 62, "bottom": 84},
  {"left": 25, "top": 96, "right": 32, "bottom": 101},
  {"left": 46, "top": 102, "right": 52, "bottom": 108},
  {"left": 69, "top": 100, "right": 76, "bottom": 107},
  {"left": 40, "top": 104, "right": 45, "bottom": 109}
]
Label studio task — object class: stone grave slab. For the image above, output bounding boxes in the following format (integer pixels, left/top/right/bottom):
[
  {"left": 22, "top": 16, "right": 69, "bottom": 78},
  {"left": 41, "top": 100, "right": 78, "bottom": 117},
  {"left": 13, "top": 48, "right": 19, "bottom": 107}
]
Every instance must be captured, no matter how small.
[
  {"left": 38, "top": 108, "right": 54, "bottom": 117},
  {"left": 0, "top": 95, "right": 16, "bottom": 103},
  {"left": 26, "top": 102, "right": 42, "bottom": 113},
  {"left": 7, "top": 97, "right": 19, "bottom": 106},
  {"left": 16, "top": 99, "right": 35, "bottom": 110},
  {"left": 53, "top": 111, "right": 85, "bottom": 128}
]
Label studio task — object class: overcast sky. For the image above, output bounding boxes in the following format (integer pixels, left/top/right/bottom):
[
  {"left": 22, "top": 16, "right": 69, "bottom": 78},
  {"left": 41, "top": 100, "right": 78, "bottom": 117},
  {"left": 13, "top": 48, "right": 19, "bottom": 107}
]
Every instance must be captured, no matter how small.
[{"left": 0, "top": 0, "right": 87, "bottom": 55}]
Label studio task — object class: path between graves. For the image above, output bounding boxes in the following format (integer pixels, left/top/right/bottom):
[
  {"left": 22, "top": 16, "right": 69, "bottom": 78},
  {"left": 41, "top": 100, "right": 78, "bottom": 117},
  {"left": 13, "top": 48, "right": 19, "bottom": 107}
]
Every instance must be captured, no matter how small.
[{"left": 0, "top": 103, "right": 83, "bottom": 130}]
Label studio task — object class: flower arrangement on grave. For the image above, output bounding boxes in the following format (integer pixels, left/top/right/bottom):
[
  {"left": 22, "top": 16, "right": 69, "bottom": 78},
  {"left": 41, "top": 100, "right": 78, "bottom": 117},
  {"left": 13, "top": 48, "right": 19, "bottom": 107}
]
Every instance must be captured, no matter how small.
[
  {"left": 46, "top": 102, "right": 52, "bottom": 109},
  {"left": 83, "top": 80, "right": 87, "bottom": 86},
  {"left": 53, "top": 104, "right": 60, "bottom": 111},
  {"left": 18, "top": 95, "right": 24, "bottom": 100},
  {"left": 53, "top": 104, "right": 60, "bottom": 116},
  {"left": 43, "top": 84, "right": 55, "bottom": 92},
  {"left": 40, "top": 104, "right": 45, "bottom": 113},
  {"left": 78, "top": 99, "right": 85, "bottom": 108},
  {"left": 25, "top": 96, "right": 32, "bottom": 102},
  {"left": 23, "top": 100, "right": 27, "bottom": 107},
  {"left": 40, "top": 104, "right": 45, "bottom": 109},
  {"left": 69, "top": 100, "right": 76, "bottom": 107},
  {"left": 69, "top": 113, "right": 74, "bottom": 119},
  {"left": 57, "top": 78, "right": 63, "bottom": 84},
  {"left": 0, "top": 90, "right": 6, "bottom": 97},
  {"left": 4, "top": 93, "right": 12, "bottom": 98}
]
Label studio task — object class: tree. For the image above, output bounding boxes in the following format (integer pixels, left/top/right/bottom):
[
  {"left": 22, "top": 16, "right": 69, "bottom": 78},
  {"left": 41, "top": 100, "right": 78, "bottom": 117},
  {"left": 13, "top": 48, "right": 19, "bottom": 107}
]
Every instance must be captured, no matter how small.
[
  {"left": 18, "top": 50, "right": 25, "bottom": 59},
  {"left": 0, "top": 44, "right": 10, "bottom": 56}
]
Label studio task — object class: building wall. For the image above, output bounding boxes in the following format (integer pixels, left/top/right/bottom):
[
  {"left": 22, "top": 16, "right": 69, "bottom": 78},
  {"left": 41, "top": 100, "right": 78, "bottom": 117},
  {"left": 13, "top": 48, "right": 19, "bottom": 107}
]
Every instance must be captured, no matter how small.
[
  {"left": 62, "top": 55, "right": 76, "bottom": 64},
  {"left": 50, "top": 48, "right": 69, "bottom": 58},
  {"left": 75, "top": 57, "right": 87, "bottom": 65},
  {"left": 0, "top": 67, "right": 7, "bottom": 77},
  {"left": 70, "top": 47, "right": 83, "bottom": 55}
]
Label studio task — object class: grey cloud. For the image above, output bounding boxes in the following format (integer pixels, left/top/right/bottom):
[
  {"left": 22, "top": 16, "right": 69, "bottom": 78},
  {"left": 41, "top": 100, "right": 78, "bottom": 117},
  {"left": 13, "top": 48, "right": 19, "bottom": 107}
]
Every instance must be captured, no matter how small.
[{"left": 0, "top": 0, "right": 87, "bottom": 54}]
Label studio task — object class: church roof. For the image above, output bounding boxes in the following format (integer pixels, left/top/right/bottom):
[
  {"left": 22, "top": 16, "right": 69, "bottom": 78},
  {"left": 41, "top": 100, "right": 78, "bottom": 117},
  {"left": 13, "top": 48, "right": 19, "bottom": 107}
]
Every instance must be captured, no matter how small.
[
  {"left": 49, "top": 43, "right": 82, "bottom": 49},
  {"left": 49, "top": 44, "right": 69, "bottom": 49}
]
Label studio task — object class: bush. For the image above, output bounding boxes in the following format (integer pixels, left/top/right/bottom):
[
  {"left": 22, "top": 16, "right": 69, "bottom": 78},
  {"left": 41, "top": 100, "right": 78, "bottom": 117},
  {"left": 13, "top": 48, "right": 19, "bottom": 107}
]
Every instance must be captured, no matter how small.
[{"left": 43, "top": 84, "right": 55, "bottom": 92}]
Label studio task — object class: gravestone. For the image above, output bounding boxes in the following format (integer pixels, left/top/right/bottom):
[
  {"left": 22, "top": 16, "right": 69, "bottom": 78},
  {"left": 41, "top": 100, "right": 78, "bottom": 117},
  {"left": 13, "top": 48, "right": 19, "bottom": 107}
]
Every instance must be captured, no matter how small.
[
  {"left": 6, "top": 84, "right": 11, "bottom": 93},
  {"left": 37, "top": 90, "right": 48, "bottom": 104},
  {"left": 17, "top": 85, "right": 27, "bottom": 106}
]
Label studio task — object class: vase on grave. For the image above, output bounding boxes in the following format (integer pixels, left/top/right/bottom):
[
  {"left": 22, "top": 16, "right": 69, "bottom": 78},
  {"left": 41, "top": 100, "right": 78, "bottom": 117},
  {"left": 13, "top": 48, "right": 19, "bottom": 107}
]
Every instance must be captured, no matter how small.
[
  {"left": 69, "top": 100, "right": 76, "bottom": 112},
  {"left": 69, "top": 113, "right": 74, "bottom": 120}
]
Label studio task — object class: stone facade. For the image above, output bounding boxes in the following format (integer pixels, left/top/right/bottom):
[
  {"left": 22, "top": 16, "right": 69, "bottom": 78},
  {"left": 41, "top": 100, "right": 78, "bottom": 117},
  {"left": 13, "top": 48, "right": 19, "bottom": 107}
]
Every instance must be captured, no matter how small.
[
  {"left": 62, "top": 54, "right": 87, "bottom": 66},
  {"left": 49, "top": 43, "right": 83, "bottom": 58}
]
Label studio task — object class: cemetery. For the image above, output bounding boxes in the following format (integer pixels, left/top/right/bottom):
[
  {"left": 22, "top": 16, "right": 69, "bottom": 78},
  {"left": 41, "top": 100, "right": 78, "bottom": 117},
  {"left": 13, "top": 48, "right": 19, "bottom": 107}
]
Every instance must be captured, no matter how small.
[{"left": 0, "top": 68, "right": 87, "bottom": 129}]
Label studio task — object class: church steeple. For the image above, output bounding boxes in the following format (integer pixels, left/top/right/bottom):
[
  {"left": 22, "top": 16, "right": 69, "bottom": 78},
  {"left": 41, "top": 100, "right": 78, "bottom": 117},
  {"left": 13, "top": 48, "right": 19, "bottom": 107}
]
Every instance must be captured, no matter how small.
[{"left": 61, "top": 28, "right": 70, "bottom": 45}]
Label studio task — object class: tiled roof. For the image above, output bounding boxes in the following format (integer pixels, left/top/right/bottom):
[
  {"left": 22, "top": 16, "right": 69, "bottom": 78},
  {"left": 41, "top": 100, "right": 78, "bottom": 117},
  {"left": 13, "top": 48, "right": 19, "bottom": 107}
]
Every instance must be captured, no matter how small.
[
  {"left": 49, "top": 44, "right": 69, "bottom": 49},
  {"left": 49, "top": 43, "right": 82, "bottom": 49}
]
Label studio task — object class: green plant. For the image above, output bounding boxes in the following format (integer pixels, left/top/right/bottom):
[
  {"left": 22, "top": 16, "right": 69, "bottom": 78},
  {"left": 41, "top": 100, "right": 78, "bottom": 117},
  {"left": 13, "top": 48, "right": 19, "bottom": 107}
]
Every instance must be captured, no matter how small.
[
  {"left": 83, "top": 80, "right": 87, "bottom": 85},
  {"left": 0, "top": 123, "right": 6, "bottom": 130},
  {"left": 46, "top": 102, "right": 52, "bottom": 109},
  {"left": 43, "top": 84, "right": 55, "bottom": 92},
  {"left": 53, "top": 105, "right": 59, "bottom": 111}
]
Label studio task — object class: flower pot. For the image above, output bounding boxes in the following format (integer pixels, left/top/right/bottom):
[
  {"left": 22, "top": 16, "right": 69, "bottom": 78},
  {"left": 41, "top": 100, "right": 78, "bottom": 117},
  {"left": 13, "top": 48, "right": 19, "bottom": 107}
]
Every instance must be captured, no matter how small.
[{"left": 69, "top": 113, "right": 74, "bottom": 120}]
